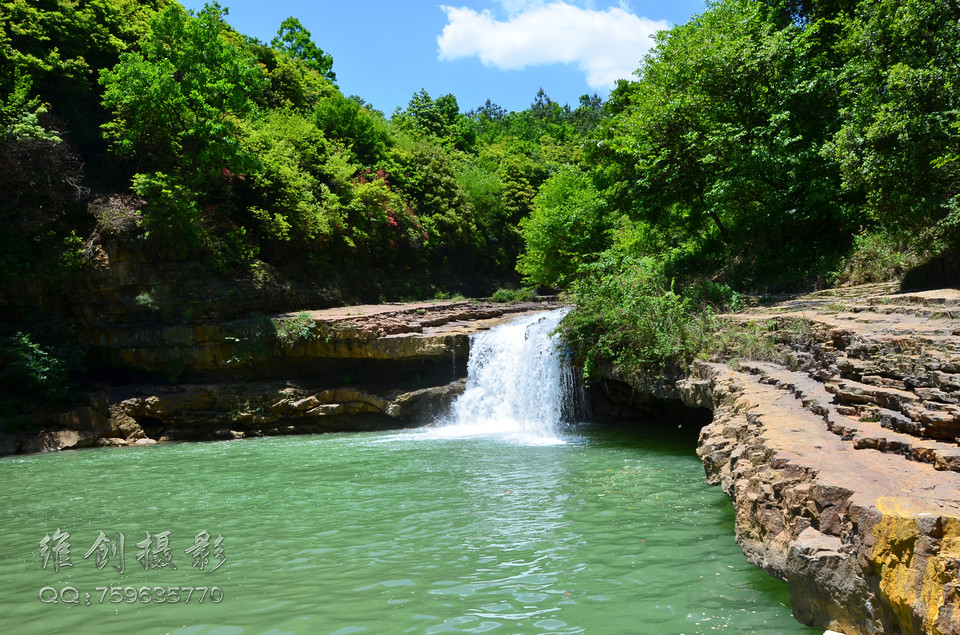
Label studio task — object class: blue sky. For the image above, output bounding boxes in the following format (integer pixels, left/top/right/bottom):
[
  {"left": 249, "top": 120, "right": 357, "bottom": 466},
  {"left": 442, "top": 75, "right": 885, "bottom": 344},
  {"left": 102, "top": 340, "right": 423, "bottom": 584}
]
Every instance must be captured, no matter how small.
[{"left": 179, "top": 0, "right": 707, "bottom": 115}]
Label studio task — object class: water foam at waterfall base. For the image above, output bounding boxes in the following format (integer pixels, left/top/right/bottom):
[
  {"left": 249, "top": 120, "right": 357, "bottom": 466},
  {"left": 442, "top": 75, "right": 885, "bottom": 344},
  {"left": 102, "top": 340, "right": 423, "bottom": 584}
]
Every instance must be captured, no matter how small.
[{"left": 424, "top": 308, "right": 580, "bottom": 446}]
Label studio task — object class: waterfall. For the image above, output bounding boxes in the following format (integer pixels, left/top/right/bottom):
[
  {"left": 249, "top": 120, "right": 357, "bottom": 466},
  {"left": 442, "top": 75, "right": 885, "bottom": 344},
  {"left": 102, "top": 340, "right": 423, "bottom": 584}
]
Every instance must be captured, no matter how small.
[{"left": 435, "top": 308, "right": 580, "bottom": 444}]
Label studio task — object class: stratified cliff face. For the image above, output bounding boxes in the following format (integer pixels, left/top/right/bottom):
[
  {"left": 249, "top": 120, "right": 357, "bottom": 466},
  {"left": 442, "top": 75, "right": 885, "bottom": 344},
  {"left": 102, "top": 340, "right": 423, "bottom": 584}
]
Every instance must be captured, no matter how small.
[
  {"left": 601, "top": 284, "right": 960, "bottom": 634},
  {"left": 0, "top": 236, "right": 564, "bottom": 452},
  {"left": 0, "top": 298, "right": 563, "bottom": 454}
]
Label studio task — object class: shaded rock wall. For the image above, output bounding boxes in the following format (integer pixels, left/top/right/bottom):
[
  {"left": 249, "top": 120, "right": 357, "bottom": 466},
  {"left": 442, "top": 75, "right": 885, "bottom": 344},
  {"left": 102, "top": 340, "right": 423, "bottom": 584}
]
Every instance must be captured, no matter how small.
[
  {"left": 80, "top": 299, "right": 557, "bottom": 381},
  {"left": 2, "top": 254, "right": 563, "bottom": 452},
  {"left": 2, "top": 234, "right": 567, "bottom": 454},
  {"left": 109, "top": 379, "right": 468, "bottom": 445}
]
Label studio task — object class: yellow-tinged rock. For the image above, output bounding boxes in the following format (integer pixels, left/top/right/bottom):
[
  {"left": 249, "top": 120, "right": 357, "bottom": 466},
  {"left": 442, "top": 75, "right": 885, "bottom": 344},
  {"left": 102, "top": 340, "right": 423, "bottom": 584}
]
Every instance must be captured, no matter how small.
[{"left": 871, "top": 499, "right": 960, "bottom": 634}]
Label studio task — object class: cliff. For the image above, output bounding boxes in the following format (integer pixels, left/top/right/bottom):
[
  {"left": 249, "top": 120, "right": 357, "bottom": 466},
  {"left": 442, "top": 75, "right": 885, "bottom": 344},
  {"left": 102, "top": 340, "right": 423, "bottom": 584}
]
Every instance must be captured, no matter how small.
[
  {"left": 1, "top": 299, "right": 564, "bottom": 453},
  {"left": 0, "top": 247, "right": 563, "bottom": 452},
  {"left": 597, "top": 283, "right": 960, "bottom": 634},
  {"left": 0, "top": 233, "right": 565, "bottom": 452}
]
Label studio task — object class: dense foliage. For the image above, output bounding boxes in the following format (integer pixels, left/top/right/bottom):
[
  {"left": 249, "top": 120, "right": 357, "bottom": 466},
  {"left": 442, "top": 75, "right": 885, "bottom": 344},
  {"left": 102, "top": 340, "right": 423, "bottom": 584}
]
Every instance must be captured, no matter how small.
[
  {"left": 2, "top": 0, "right": 959, "bottom": 398},
  {"left": 557, "top": 0, "right": 960, "bottom": 375}
]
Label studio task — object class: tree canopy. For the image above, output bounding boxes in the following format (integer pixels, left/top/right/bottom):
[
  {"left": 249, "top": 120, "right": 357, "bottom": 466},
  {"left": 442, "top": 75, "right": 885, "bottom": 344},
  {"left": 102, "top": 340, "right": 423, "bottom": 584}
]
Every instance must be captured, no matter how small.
[{"left": 2, "top": 0, "right": 957, "bottom": 381}]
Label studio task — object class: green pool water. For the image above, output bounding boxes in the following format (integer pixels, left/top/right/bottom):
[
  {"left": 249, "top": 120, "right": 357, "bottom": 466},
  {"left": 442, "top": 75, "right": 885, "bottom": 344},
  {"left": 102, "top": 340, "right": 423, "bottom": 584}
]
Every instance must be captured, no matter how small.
[{"left": 0, "top": 425, "right": 817, "bottom": 634}]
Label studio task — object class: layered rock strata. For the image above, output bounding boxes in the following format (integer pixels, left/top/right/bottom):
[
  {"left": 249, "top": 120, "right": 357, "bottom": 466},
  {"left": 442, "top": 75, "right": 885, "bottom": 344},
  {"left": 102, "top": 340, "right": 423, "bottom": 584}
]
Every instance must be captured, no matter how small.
[
  {"left": 83, "top": 300, "right": 562, "bottom": 379},
  {"left": 605, "top": 284, "right": 960, "bottom": 634},
  {"left": 1, "top": 302, "right": 561, "bottom": 454},
  {"left": 2, "top": 232, "right": 565, "bottom": 451}
]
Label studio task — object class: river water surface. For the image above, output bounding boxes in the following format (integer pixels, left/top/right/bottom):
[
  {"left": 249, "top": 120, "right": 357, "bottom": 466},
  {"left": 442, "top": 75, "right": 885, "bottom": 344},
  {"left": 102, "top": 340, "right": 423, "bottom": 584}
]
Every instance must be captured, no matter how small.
[{"left": 0, "top": 311, "right": 818, "bottom": 634}]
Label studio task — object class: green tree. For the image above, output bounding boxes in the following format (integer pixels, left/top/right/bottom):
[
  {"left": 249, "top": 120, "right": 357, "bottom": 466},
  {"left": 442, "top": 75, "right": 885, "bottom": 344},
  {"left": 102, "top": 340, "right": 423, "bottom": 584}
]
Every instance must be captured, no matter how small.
[
  {"left": 314, "top": 91, "right": 391, "bottom": 165},
  {"left": 247, "top": 40, "right": 333, "bottom": 112},
  {"left": 393, "top": 141, "right": 475, "bottom": 268},
  {"left": 341, "top": 169, "right": 424, "bottom": 265},
  {"left": 393, "top": 89, "right": 476, "bottom": 152},
  {"left": 569, "top": 93, "right": 604, "bottom": 137},
  {"left": 100, "top": 2, "right": 265, "bottom": 184},
  {"left": 762, "top": 0, "right": 857, "bottom": 24},
  {"left": 457, "top": 161, "right": 515, "bottom": 276},
  {"left": 560, "top": 254, "right": 717, "bottom": 376},
  {"left": 238, "top": 109, "right": 347, "bottom": 254},
  {"left": 271, "top": 17, "right": 335, "bottom": 82},
  {"left": 518, "top": 166, "right": 611, "bottom": 287},
  {"left": 828, "top": 0, "right": 960, "bottom": 248},
  {"left": 0, "top": 0, "right": 162, "bottom": 155},
  {"left": 466, "top": 99, "right": 508, "bottom": 144},
  {"left": 494, "top": 142, "right": 550, "bottom": 225},
  {"left": 100, "top": 2, "right": 266, "bottom": 260},
  {"left": 0, "top": 72, "right": 86, "bottom": 232},
  {"left": 590, "top": 0, "right": 851, "bottom": 284},
  {"left": 1, "top": 329, "right": 85, "bottom": 403}
]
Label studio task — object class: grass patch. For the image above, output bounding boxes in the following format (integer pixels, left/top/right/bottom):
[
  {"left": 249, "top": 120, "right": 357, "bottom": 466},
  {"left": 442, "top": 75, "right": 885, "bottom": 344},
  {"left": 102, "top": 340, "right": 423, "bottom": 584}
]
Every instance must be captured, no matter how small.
[
  {"left": 830, "top": 231, "right": 921, "bottom": 285},
  {"left": 490, "top": 287, "right": 537, "bottom": 303},
  {"left": 274, "top": 311, "right": 318, "bottom": 349},
  {"left": 433, "top": 290, "right": 466, "bottom": 301},
  {"left": 701, "top": 317, "right": 814, "bottom": 370}
]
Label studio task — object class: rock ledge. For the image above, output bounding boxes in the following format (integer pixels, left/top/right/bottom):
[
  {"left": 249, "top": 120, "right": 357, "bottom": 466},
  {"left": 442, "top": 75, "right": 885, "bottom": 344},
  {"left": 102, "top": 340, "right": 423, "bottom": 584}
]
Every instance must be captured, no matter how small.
[{"left": 605, "top": 284, "right": 960, "bottom": 634}]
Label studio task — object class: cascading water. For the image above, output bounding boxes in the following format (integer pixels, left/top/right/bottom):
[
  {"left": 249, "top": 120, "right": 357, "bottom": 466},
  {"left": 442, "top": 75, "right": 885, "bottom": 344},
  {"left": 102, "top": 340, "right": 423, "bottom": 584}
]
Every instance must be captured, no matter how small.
[{"left": 434, "top": 308, "right": 580, "bottom": 444}]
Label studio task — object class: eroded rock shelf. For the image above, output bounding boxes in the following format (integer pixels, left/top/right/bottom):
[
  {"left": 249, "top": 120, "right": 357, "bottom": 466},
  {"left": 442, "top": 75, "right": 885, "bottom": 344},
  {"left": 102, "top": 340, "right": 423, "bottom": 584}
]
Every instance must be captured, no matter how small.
[
  {"left": 604, "top": 284, "right": 960, "bottom": 634},
  {"left": 0, "top": 300, "right": 563, "bottom": 454}
]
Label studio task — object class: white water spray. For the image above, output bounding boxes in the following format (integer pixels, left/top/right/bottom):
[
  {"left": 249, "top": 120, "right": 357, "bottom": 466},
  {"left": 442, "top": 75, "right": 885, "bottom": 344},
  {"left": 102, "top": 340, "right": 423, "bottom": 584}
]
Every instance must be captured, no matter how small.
[{"left": 434, "top": 308, "right": 580, "bottom": 444}]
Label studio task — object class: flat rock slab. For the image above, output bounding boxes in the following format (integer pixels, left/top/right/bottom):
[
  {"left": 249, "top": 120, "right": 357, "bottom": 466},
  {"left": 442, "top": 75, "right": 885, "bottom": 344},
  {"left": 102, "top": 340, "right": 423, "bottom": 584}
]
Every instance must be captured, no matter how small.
[
  {"left": 280, "top": 300, "right": 565, "bottom": 336},
  {"left": 691, "top": 286, "right": 960, "bottom": 634},
  {"left": 86, "top": 300, "right": 566, "bottom": 374}
]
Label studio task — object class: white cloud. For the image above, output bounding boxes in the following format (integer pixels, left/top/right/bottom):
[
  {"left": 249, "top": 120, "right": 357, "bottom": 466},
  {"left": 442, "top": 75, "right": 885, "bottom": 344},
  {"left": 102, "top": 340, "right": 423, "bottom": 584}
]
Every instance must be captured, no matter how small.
[
  {"left": 437, "top": 2, "right": 669, "bottom": 89},
  {"left": 495, "top": 0, "right": 546, "bottom": 16}
]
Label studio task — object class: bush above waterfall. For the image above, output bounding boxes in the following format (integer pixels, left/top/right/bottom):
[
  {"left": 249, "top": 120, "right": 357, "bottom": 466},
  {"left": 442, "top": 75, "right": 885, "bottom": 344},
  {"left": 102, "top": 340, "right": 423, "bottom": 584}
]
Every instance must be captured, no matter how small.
[{"left": 559, "top": 254, "right": 740, "bottom": 377}]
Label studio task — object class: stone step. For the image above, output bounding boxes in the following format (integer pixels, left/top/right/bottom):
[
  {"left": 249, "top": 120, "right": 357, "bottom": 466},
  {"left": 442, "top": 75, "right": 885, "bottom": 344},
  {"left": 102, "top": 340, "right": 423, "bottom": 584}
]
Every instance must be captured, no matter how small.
[
  {"left": 853, "top": 305, "right": 960, "bottom": 320},
  {"left": 736, "top": 361, "right": 960, "bottom": 473},
  {"left": 825, "top": 376, "right": 920, "bottom": 410},
  {"left": 825, "top": 377, "right": 960, "bottom": 440},
  {"left": 737, "top": 361, "right": 836, "bottom": 419},
  {"left": 697, "top": 360, "right": 960, "bottom": 634},
  {"left": 825, "top": 407, "right": 960, "bottom": 472}
]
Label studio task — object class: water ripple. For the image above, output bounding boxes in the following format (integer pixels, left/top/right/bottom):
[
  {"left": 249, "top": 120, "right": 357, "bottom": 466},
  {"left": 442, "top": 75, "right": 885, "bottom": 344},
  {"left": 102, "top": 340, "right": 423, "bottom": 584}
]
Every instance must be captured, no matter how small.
[{"left": 0, "top": 428, "right": 814, "bottom": 634}]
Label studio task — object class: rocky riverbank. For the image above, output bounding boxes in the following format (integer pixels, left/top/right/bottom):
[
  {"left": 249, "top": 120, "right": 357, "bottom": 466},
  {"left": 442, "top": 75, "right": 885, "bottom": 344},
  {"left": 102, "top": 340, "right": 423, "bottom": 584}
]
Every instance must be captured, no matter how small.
[
  {"left": 0, "top": 300, "right": 563, "bottom": 454},
  {"left": 5, "top": 252, "right": 960, "bottom": 633},
  {"left": 597, "top": 283, "right": 960, "bottom": 634}
]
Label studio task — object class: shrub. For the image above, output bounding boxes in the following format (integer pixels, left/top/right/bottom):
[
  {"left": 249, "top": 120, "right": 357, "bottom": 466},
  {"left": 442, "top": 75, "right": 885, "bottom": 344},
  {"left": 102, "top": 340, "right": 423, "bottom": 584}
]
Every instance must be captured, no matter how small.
[
  {"left": 561, "top": 254, "right": 720, "bottom": 377},
  {"left": 558, "top": 245, "right": 755, "bottom": 377},
  {"left": 830, "top": 231, "right": 921, "bottom": 285},
  {"left": 135, "top": 289, "right": 160, "bottom": 312},
  {"left": 490, "top": 287, "right": 537, "bottom": 303},
  {"left": 0, "top": 330, "right": 84, "bottom": 403},
  {"left": 275, "top": 312, "right": 318, "bottom": 348},
  {"left": 0, "top": 75, "right": 88, "bottom": 234},
  {"left": 685, "top": 279, "right": 743, "bottom": 312},
  {"left": 131, "top": 172, "right": 204, "bottom": 256}
]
